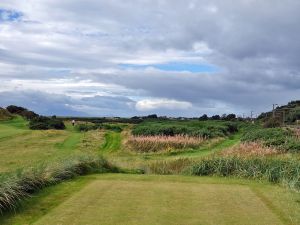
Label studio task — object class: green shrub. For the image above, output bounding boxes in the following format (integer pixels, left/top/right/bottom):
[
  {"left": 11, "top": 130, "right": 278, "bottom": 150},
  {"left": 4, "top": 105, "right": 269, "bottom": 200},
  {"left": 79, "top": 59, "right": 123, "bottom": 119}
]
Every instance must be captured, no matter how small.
[
  {"left": 132, "top": 120, "right": 239, "bottom": 138},
  {"left": 75, "top": 123, "right": 123, "bottom": 132},
  {"left": 263, "top": 118, "right": 281, "bottom": 128},
  {"left": 29, "top": 116, "right": 65, "bottom": 130},
  {"left": 75, "top": 123, "right": 101, "bottom": 132},
  {"left": 242, "top": 127, "right": 299, "bottom": 152}
]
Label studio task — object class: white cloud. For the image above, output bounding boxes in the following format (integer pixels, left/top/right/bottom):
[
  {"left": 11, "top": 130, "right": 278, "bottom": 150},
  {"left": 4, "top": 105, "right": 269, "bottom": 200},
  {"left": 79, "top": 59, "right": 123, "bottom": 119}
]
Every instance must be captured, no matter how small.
[
  {"left": 135, "top": 98, "right": 192, "bottom": 111},
  {"left": 0, "top": 0, "right": 299, "bottom": 116}
]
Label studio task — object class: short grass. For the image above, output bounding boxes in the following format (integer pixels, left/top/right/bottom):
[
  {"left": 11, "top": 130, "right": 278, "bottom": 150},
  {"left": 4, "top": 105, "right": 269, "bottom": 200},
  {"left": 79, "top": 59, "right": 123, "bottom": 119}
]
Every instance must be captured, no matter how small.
[
  {"left": 2, "top": 174, "right": 299, "bottom": 225},
  {"left": 0, "top": 118, "right": 95, "bottom": 173},
  {"left": 101, "top": 131, "right": 122, "bottom": 152}
]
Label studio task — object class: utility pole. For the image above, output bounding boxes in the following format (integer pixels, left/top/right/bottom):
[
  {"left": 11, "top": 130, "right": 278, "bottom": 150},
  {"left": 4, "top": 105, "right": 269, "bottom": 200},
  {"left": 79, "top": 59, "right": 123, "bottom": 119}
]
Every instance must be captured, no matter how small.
[
  {"left": 250, "top": 111, "right": 254, "bottom": 120},
  {"left": 272, "top": 104, "right": 278, "bottom": 118}
]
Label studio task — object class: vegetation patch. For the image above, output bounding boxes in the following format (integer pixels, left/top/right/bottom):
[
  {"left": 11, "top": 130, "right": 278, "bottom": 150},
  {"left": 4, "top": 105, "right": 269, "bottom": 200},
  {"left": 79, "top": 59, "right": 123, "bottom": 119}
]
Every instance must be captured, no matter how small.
[
  {"left": 132, "top": 120, "right": 238, "bottom": 138},
  {"left": 0, "top": 155, "right": 118, "bottom": 214},
  {"left": 128, "top": 135, "right": 206, "bottom": 152},
  {"left": 220, "top": 142, "right": 280, "bottom": 157},
  {"left": 191, "top": 157, "right": 300, "bottom": 191},
  {"left": 75, "top": 123, "right": 123, "bottom": 132},
  {"left": 29, "top": 116, "right": 65, "bottom": 130},
  {"left": 242, "top": 127, "right": 300, "bottom": 152},
  {"left": 0, "top": 108, "right": 13, "bottom": 121}
]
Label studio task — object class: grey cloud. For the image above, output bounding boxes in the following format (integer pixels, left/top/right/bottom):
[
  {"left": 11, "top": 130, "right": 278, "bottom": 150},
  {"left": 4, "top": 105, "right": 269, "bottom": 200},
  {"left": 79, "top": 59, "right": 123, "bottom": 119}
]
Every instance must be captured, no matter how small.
[{"left": 0, "top": 0, "right": 299, "bottom": 116}]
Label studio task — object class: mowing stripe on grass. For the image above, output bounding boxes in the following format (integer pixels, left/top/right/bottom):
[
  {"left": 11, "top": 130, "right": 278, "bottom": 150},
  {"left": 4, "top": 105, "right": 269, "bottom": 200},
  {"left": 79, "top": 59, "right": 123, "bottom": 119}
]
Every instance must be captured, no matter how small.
[
  {"left": 33, "top": 175, "right": 283, "bottom": 225},
  {"left": 101, "top": 131, "right": 121, "bottom": 152},
  {"left": 56, "top": 132, "right": 83, "bottom": 150}
]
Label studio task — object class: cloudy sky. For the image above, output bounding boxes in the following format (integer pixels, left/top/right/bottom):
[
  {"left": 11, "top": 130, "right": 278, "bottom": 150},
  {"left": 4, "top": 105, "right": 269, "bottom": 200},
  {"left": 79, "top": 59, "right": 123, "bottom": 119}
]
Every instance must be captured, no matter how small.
[{"left": 0, "top": 0, "right": 299, "bottom": 117}]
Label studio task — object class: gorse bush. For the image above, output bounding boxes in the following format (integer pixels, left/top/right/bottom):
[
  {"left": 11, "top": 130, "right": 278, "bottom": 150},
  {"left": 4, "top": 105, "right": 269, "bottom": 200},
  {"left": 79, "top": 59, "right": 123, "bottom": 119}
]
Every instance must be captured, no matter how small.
[
  {"left": 75, "top": 123, "right": 123, "bottom": 132},
  {"left": 191, "top": 157, "right": 300, "bottom": 190},
  {"left": 132, "top": 120, "right": 239, "bottom": 138},
  {"left": 6, "top": 105, "right": 38, "bottom": 120},
  {"left": 29, "top": 116, "right": 65, "bottom": 130},
  {"left": 0, "top": 108, "right": 12, "bottom": 120},
  {"left": 242, "top": 127, "right": 300, "bottom": 152},
  {"left": 263, "top": 117, "right": 281, "bottom": 128},
  {"left": 0, "top": 155, "right": 118, "bottom": 213}
]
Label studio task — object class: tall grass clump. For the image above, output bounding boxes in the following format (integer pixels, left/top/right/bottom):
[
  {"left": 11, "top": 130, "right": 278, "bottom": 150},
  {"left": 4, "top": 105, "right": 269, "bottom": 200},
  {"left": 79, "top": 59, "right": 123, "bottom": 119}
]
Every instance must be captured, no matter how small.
[
  {"left": 191, "top": 157, "right": 300, "bottom": 191},
  {"left": 242, "top": 127, "right": 300, "bottom": 152},
  {"left": 128, "top": 135, "right": 206, "bottom": 152},
  {"left": 220, "top": 142, "right": 280, "bottom": 157},
  {"left": 0, "top": 155, "right": 118, "bottom": 214},
  {"left": 146, "top": 158, "right": 194, "bottom": 174}
]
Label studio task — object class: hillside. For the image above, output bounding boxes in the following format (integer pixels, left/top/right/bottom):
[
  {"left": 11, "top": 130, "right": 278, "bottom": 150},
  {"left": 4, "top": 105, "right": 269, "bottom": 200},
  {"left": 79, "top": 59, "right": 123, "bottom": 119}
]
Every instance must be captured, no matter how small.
[
  {"left": 258, "top": 100, "right": 300, "bottom": 123},
  {"left": 0, "top": 108, "right": 13, "bottom": 121}
]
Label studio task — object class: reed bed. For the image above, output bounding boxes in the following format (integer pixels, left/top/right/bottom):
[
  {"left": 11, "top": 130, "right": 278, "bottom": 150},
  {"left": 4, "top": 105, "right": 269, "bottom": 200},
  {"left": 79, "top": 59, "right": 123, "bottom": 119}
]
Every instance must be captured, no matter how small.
[
  {"left": 292, "top": 128, "right": 300, "bottom": 140},
  {"left": 128, "top": 135, "right": 205, "bottom": 152},
  {"left": 146, "top": 158, "right": 194, "bottom": 175},
  {"left": 220, "top": 142, "right": 280, "bottom": 157},
  {"left": 0, "top": 155, "right": 118, "bottom": 214},
  {"left": 191, "top": 157, "right": 300, "bottom": 191}
]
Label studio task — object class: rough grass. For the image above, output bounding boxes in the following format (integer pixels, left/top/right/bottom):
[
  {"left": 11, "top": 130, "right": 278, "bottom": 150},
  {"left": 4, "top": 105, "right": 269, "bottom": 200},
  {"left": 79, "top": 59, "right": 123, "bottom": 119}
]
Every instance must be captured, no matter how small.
[
  {"left": 0, "top": 155, "right": 118, "bottom": 214},
  {"left": 220, "top": 142, "right": 280, "bottom": 157},
  {"left": 0, "top": 118, "right": 101, "bottom": 173},
  {"left": 132, "top": 120, "right": 239, "bottom": 138},
  {"left": 128, "top": 135, "right": 205, "bottom": 152},
  {"left": 31, "top": 174, "right": 292, "bottom": 225},
  {"left": 242, "top": 127, "right": 300, "bottom": 152}
]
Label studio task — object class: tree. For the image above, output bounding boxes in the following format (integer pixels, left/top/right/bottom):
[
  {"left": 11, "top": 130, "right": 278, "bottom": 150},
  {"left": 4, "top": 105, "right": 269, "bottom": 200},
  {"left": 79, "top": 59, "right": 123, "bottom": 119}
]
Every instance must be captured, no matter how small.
[
  {"left": 147, "top": 114, "right": 158, "bottom": 119},
  {"left": 225, "top": 114, "right": 236, "bottom": 121},
  {"left": 211, "top": 115, "right": 220, "bottom": 120},
  {"left": 199, "top": 114, "right": 208, "bottom": 121}
]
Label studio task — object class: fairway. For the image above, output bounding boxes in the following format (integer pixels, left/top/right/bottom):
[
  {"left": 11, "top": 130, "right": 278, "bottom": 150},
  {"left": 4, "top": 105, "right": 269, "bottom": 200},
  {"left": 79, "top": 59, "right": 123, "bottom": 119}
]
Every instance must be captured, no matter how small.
[
  {"left": 34, "top": 175, "right": 284, "bottom": 225},
  {"left": 0, "top": 118, "right": 90, "bottom": 173}
]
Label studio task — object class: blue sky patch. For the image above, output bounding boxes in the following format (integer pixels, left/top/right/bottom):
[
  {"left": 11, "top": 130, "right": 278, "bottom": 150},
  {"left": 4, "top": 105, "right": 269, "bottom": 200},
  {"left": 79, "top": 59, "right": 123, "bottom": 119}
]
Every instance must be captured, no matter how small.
[
  {"left": 119, "top": 62, "right": 218, "bottom": 73},
  {"left": 0, "top": 9, "right": 23, "bottom": 22}
]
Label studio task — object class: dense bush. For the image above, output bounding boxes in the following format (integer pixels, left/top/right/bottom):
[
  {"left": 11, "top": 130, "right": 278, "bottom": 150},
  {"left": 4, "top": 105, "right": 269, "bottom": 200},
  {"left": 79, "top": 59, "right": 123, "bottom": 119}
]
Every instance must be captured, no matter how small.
[
  {"left": 6, "top": 105, "right": 38, "bottom": 120},
  {"left": 190, "top": 157, "right": 300, "bottom": 190},
  {"left": 29, "top": 116, "right": 65, "bottom": 130},
  {"left": 242, "top": 127, "right": 300, "bottom": 152},
  {"left": 0, "top": 155, "right": 118, "bottom": 213},
  {"left": 75, "top": 123, "right": 101, "bottom": 132},
  {"left": 6, "top": 105, "right": 27, "bottom": 114},
  {"left": 75, "top": 123, "right": 123, "bottom": 132},
  {"left": 0, "top": 108, "right": 13, "bottom": 120},
  {"left": 263, "top": 117, "right": 281, "bottom": 128},
  {"left": 132, "top": 120, "right": 239, "bottom": 138}
]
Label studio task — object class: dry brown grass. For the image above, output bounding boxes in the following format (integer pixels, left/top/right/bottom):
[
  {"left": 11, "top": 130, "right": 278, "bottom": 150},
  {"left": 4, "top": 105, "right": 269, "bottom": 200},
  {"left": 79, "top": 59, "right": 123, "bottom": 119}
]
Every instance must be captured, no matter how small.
[
  {"left": 292, "top": 128, "right": 300, "bottom": 140},
  {"left": 220, "top": 142, "right": 280, "bottom": 157},
  {"left": 128, "top": 135, "right": 205, "bottom": 152}
]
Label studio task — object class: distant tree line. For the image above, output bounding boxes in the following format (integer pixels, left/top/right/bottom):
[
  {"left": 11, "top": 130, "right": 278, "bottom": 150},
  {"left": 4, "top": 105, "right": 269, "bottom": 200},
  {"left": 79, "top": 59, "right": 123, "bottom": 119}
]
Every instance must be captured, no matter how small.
[{"left": 199, "top": 113, "right": 238, "bottom": 121}]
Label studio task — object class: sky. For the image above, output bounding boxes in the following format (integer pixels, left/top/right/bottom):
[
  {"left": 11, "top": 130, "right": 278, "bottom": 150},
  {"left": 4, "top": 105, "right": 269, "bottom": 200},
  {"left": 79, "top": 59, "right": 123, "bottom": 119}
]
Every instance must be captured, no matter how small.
[{"left": 0, "top": 0, "right": 299, "bottom": 117}]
